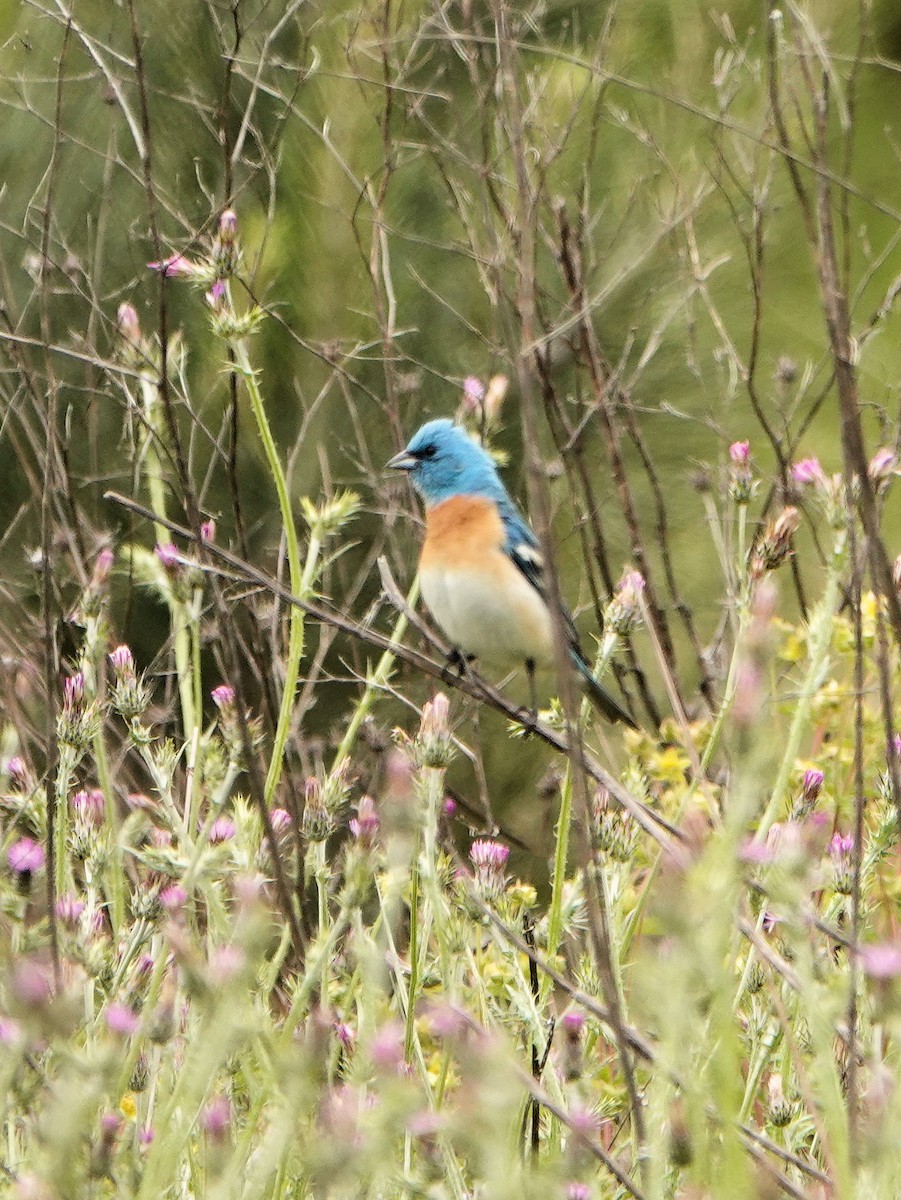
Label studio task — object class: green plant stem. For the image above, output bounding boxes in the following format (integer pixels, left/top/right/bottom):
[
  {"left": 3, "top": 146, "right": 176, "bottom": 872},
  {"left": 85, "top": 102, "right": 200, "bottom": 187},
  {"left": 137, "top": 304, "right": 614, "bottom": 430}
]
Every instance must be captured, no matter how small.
[
  {"left": 755, "top": 530, "right": 846, "bottom": 840},
  {"left": 230, "top": 339, "right": 304, "bottom": 806},
  {"left": 140, "top": 375, "right": 197, "bottom": 741}
]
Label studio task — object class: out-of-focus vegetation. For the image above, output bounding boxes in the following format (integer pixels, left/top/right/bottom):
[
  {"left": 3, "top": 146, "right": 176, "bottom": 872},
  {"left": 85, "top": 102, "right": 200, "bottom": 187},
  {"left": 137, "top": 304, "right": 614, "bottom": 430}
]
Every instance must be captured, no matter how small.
[{"left": 0, "top": 0, "right": 900, "bottom": 1195}]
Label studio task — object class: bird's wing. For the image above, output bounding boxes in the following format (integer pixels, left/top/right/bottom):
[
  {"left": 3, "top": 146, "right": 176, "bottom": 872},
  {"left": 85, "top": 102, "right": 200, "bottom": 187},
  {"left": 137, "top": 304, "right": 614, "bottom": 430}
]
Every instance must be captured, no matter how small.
[{"left": 497, "top": 498, "right": 582, "bottom": 650}]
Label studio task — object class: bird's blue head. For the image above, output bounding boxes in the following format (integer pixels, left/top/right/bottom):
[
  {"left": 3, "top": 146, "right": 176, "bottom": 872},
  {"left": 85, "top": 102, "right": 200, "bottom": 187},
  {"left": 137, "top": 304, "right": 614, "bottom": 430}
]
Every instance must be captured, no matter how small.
[{"left": 387, "top": 419, "right": 506, "bottom": 507}]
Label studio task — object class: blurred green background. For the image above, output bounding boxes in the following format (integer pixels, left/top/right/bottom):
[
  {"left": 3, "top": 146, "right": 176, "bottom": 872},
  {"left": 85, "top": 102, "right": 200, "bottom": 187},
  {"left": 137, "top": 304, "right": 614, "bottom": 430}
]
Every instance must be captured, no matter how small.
[{"left": 0, "top": 0, "right": 899, "bottom": 852}]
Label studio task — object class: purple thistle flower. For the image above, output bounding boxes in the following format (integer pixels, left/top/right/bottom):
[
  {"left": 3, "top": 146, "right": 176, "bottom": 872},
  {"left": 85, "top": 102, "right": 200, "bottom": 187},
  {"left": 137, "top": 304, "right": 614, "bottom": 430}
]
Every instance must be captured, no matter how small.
[
  {"left": 334, "top": 1021, "right": 355, "bottom": 1048},
  {"left": 64, "top": 672, "right": 86, "bottom": 710},
  {"left": 116, "top": 303, "right": 141, "bottom": 344},
  {"left": 72, "top": 789, "right": 106, "bottom": 827},
  {"left": 561, "top": 1011, "right": 585, "bottom": 1037},
  {"left": 209, "top": 816, "right": 236, "bottom": 845},
  {"left": 147, "top": 253, "right": 199, "bottom": 278},
  {"left": 201, "top": 1095, "right": 232, "bottom": 1139},
  {"left": 109, "top": 644, "right": 134, "bottom": 673},
  {"left": 791, "top": 457, "right": 826, "bottom": 486},
  {"left": 349, "top": 795, "right": 379, "bottom": 845},
  {"left": 860, "top": 942, "right": 901, "bottom": 979},
  {"left": 269, "top": 807, "right": 292, "bottom": 833},
  {"left": 55, "top": 894, "right": 86, "bottom": 926},
  {"left": 469, "top": 839, "right": 510, "bottom": 899},
  {"left": 828, "top": 831, "right": 855, "bottom": 895},
  {"left": 369, "top": 1021, "right": 405, "bottom": 1072},
  {"left": 91, "top": 548, "right": 115, "bottom": 588},
  {"left": 218, "top": 210, "right": 238, "bottom": 242},
  {"left": 565, "top": 1185, "right": 591, "bottom": 1200},
  {"left": 200, "top": 518, "right": 216, "bottom": 542},
  {"left": 206, "top": 279, "right": 227, "bottom": 311},
  {"left": 105, "top": 1003, "right": 140, "bottom": 1037},
  {"left": 159, "top": 884, "right": 187, "bottom": 912},
  {"left": 802, "top": 767, "right": 824, "bottom": 803},
  {"left": 211, "top": 684, "right": 236, "bottom": 711},
  {"left": 462, "top": 375, "right": 485, "bottom": 411},
  {"left": 868, "top": 446, "right": 897, "bottom": 483},
  {"left": 155, "top": 542, "right": 181, "bottom": 573},
  {"left": 7, "top": 838, "right": 45, "bottom": 875},
  {"left": 729, "top": 441, "right": 750, "bottom": 463},
  {"left": 5, "top": 756, "right": 28, "bottom": 786}
]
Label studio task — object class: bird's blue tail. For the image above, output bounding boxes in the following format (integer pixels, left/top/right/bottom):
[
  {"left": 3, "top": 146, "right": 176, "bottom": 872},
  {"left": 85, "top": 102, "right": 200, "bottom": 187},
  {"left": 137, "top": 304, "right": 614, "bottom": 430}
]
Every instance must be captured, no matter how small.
[{"left": 571, "top": 651, "right": 637, "bottom": 727}]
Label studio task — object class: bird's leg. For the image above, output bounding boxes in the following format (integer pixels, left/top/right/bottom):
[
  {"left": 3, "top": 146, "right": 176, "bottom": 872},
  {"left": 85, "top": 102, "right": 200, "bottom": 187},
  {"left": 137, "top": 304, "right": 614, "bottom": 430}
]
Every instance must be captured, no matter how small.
[
  {"left": 519, "top": 657, "right": 539, "bottom": 733},
  {"left": 441, "top": 647, "right": 473, "bottom": 683}
]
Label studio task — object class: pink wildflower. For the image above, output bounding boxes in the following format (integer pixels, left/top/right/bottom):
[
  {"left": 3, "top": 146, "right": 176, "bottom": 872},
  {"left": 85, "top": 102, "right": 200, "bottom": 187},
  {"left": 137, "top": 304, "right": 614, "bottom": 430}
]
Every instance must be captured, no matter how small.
[
  {"left": 8, "top": 838, "right": 45, "bottom": 875},
  {"left": 791, "top": 457, "right": 826, "bottom": 486},
  {"left": 105, "top": 1003, "right": 140, "bottom": 1036}
]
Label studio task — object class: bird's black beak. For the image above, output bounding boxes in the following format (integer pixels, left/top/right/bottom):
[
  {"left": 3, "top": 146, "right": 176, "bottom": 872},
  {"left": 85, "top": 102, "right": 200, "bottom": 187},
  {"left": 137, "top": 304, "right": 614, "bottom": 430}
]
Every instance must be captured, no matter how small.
[{"left": 386, "top": 449, "right": 417, "bottom": 471}]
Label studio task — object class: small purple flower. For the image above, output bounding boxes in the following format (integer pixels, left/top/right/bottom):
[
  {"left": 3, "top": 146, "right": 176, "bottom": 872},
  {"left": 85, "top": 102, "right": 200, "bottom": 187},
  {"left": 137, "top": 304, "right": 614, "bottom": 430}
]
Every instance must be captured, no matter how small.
[
  {"left": 738, "top": 838, "right": 775, "bottom": 865},
  {"left": 349, "top": 795, "right": 379, "bottom": 846},
  {"left": 334, "top": 1021, "right": 355, "bottom": 1048},
  {"left": 200, "top": 518, "right": 216, "bottom": 542},
  {"left": 369, "top": 1021, "right": 405, "bottom": 1072},
  {"left": 443, "top": 795, "right": 457, "bottom": 816},
  {"left": 201, "top": 1096, "right": 232, "bottom": 1139},
  {"left": 91, "top": 548, "right": 115, "bottom": 588},
  {"left": 5, "top": 756, "right": 27, "bottom": 786},
  {"left": 802, "top": 767, "right": 824, "bottom": 803},
  {"left": 565, "top": 1185, "right": 591, "bottom": 1200},
  {"left": 868, "top": 446, "right": 897, "bottom": 483},
  {"left": 605, "top": 570, "right": 645, "bottom": 636},
  {"left": 55, "top": 894, "right": 86, "bottom": 926},
  {"left": 206, "top": 279, "right": 227, "bottom": 312},
  {"left": 105, "top": 1003, "right": 140, "bottom": 1037},
  {"left": 117, "top": 303, "right": 141, "bottom": 344},
  {"left": 64, "top": 672, "right": 86, "bottom": 710},
  {"left": 462, "top": 375, "right": 485, "bottom": 411},
  {"left": 72, "top": 789, "right": 106, "bottom": 828},
  {"left": 0, "top": 1018, "right": 22, "bottom": 1045},
  {"left": 11, "top": 958, "right": 53, "bottom": 1006},
  {"left": 269, "top": 808, "right": 292, "bottom": 833},
  {"left": 470, "top": 839, "right": 510, "bottom": 899},
  {"left": 209, "top": 816, "right": 236, "bottom": 845},
  {"left": 8, "top": 838, "right": 45, "bottom": 875},
  {"left": 148, "top": 253, "right": 199, "bottom": 278},
  {"left": 109, "top": 644, "right": 135, "bottom": 675},
  {"left": 791, "top": 457, "right": 826, "bottom": 486},
  {"left": 208, "top": 944, "right": 244, "bottom": 985},
  {"left": 860, "top": 943, "right": 901, "bottom": 979},
  {"left": 159, "top": 884, "right": 187, "bottom": 912},
  {"left": 155, "top": 543, "right": 181, "bottom": 573},
  {"left": 561, "top": 1011, "right": 585, "bottom": 1037},
  {"left": 828, "top": 831, "right": 855, "bottom": 895},
  {"left": 218, "top": 210, "right": 238, "bottom": 242},
  {"left": 139, "top": 1126, "right": 154, "bottom": 1147},
  {"left": 211, "top": 684, "right": 236, "bottom": 714},
  {"left": 729, "top": 441, "right": 750, "bottom": 463}
]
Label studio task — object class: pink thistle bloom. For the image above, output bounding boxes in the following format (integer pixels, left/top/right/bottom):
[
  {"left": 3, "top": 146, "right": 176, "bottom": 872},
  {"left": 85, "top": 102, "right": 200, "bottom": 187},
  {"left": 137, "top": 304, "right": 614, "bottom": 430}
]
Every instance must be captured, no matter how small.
[
  {"left": 211, "top": 684, "right": 235, "bottom": 710},
  {"left": 868, "top": 447, "right": 897, "bottom": 482},
  {"left": 109, "top": 644, "right": 135, "bottom": 675},
  {"left": 828, "top": 831, "right": 855, "bottom": 895},
  {"left": 208, "top": 944, "right": 244, "bottom": 985},
  {"left": 209, "top": 816, "right": 236, "bottom": 844},
  {"left": 11, "top": 959, "right": 53, "bottom": 1006},
  {"left": 462, "top": 375, "right": 485, "bottom": 411},
  {"left": 218, "top": 210, "right": 238, "bottom": 242},
  {"left": 729, "top": 440, "right": 750, "bottom": 463},
  {"left": 72, "top": 789, "right": 106, "bottom": 826},
  {"left": 349, "top": 795, "right": 379, "bottom": 845},
  {"left": 116, "top": 303, "right": 141, "bottom": 344},
  {"left": 148, "top": 253, "right": 199, "bottom": 278},
  {"left": 561, "top": 1011, "right": 585, "bottom": 1037},
  {"left": 155, "top": 542, "right": 181, "bottom": 572},
  {"left": 5, "top": 757, "right": 28, "bottom": 785},
  {"left": 105, "top": 1003, "right": 140, "bottom": 1036},
  {"left": 201, "top": 1096, "right": 232, "bottom": 1138},
  {"left": 791, "top": 457, "right": 826, "bottom": 486},
  {"left": 64, "top": 672, "right": 86, "bottom": 709},
  {"left": 369, "top": 1021, "right": 405, "bottom": 1071},
  {"left": 139, "top": 1127, "right": 154, "bottom": 1147},
  {"left": 443, "top": 795, "right": 457, "bottom": 816},
  {"left": 269, "top": 807, "right": 292, "bottom": 832},
  {"left": 334, "top": 1021, "right": 355, "bottom": 1048},
  {"left": 8, "top": 838, "right": 45, "bottom": 874},
  {"left": 0, "top": 1018, "right": 22, "bottom": 1045},
  {"left": 200, "top": 518, "right": 216, "bottom": 542},
  {"left": 738, "top": 838, "right": 775, "bottom": 865},
  {"left": 91, "top": 548, "right": 115, "bottom": 587},
  {"left": 55, "top": 894, "right": 86, "bottom": 926},
  {"left": 566, "top": 1185, "right": 591, "bottom": 1200},
  {"left": 159, "top": 884, "right": 187, "bottom": 912},
  {"left": 470, "top": 839, "right": 510, "bottom": 869},
  {"left": 860, "top": 943, "right": 901, "bottom": 979},
  {"left": 206, "top": 279, "right": 227, "bottom": 311},
  {"left": 802, "top": 767, "right": 824, "bottom": 802}
]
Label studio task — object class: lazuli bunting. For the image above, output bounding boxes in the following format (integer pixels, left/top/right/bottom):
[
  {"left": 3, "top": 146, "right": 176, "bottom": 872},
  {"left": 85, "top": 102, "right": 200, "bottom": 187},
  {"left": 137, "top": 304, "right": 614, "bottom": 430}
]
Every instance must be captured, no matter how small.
[{"left": 387, "top": 419, "right": 635, "bottom": 726}]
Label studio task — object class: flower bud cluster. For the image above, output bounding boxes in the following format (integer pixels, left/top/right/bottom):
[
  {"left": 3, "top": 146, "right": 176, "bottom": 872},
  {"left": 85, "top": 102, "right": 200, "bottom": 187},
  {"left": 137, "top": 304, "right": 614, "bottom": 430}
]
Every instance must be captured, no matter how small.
[
  {"left": 591, "top": 787, "right": 637, "bottom": 862},
  {"left": 108, "top": 645, "right": 151, "bottom": 722},
  {"left": 469, "top": 839, "right": 509, "bottom": 900},
  {"left": 413, "top": 694, "right": 454, "bottom": 769},
  {"left": 58, "top": 672, "right": 101, "bottom": 754},
  {"left": 750, "top": 506, "right": 800, "bottom": 579},
  {"left": 728, "top": 441, "right": 756, "bottom": 505},
  {"left": 603, "top": 571, "right": 645, "bottom": 639}
]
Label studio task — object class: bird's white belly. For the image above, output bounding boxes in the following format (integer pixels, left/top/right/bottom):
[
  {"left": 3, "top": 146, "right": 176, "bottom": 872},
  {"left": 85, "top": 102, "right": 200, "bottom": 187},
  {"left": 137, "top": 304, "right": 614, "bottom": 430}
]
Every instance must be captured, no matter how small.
[{"left": 420, "top": 565, "right": 554, "bottom": 668}]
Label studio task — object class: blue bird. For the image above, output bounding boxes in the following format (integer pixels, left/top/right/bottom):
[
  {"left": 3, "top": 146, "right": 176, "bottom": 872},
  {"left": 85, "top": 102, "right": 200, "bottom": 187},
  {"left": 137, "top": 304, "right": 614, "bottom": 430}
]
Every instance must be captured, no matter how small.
[{"left": 387, "top": 419, "right": 635, "bottom": 726}]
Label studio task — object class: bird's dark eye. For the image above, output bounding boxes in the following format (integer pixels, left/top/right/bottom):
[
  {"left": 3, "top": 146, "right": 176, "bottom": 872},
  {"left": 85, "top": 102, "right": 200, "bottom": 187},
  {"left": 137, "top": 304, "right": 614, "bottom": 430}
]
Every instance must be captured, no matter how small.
[{"left": 415, "top": 444, "right": 437, "bottom": 461}]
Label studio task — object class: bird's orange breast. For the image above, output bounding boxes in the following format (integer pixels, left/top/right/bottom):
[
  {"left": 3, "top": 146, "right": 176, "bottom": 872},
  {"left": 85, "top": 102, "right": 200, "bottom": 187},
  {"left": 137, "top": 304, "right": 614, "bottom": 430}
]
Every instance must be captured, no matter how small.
[{"left": 420, "top": 494, "right": 506, "bottom": 571}]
